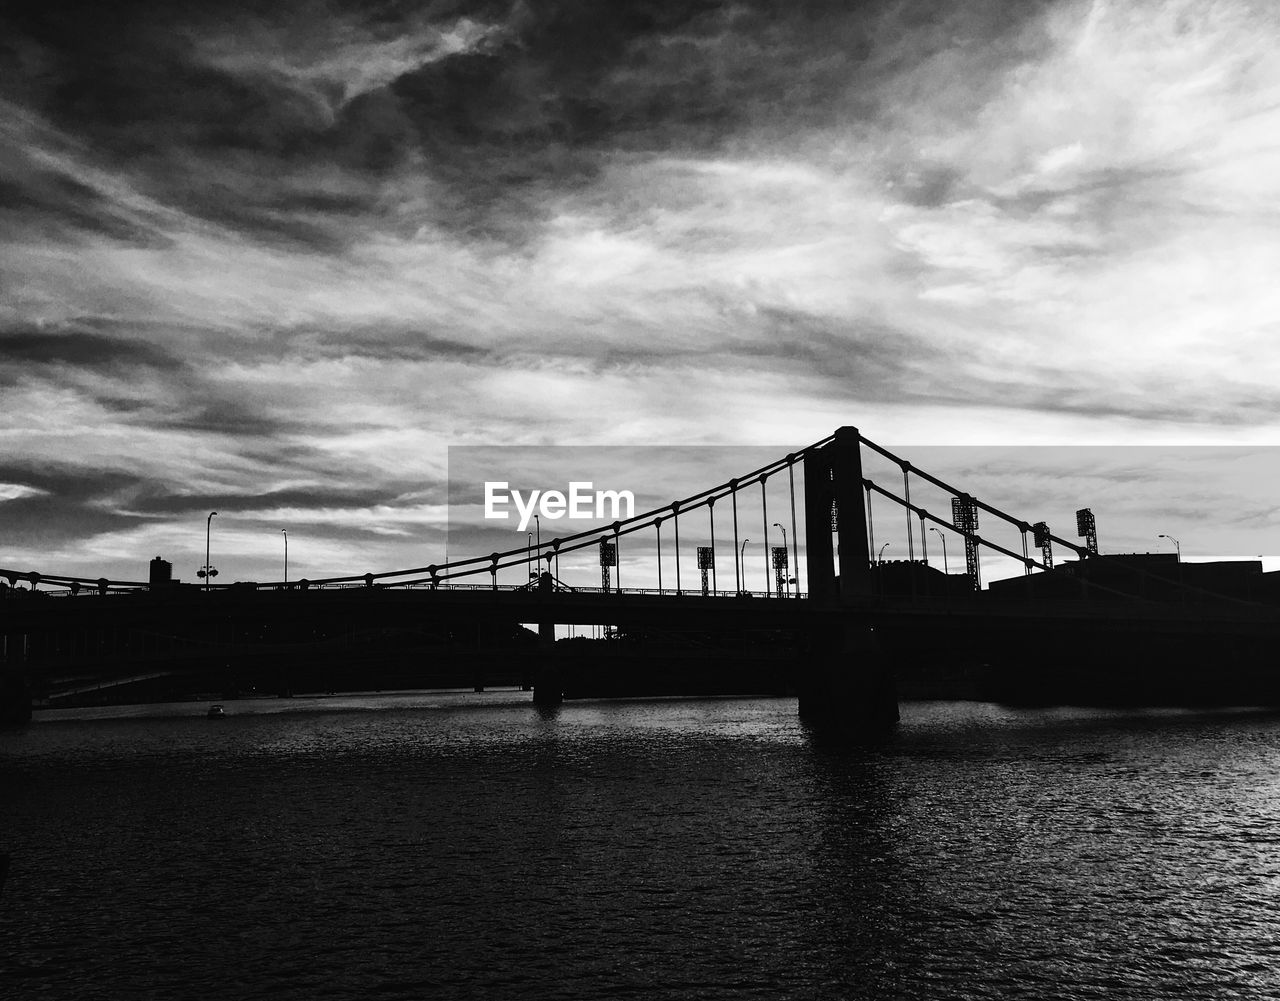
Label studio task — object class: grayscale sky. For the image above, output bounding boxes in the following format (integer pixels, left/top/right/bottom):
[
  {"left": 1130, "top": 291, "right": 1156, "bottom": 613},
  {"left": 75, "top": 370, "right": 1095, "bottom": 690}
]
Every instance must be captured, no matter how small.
[{"left": 2, "top": 0, "right": 1278, "bottom": 583}]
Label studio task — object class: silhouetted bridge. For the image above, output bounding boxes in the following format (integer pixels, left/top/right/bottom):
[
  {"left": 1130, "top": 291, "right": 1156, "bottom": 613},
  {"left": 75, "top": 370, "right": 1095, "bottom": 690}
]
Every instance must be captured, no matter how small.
[{"left": 5, "top": 428, "right": 1280, "bottom": 730}]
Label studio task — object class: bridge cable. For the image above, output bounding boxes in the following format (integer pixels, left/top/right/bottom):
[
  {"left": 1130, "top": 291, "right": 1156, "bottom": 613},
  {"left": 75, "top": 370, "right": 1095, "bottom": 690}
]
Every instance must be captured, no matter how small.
[
  {"left": 858, "top": 432, "right": 1274, "bottom": 610},
  {"left": 732, "top": 486, "right": 741, "bottom": 593},
  {"left": 674, "top": 504, "right": 682, "bottom": 595},
  {"left": 903, "top": 464, "right": 914, "bottom": 562},
  {"left": 865, "top": 483, "right": 875, "bottom": 571},
  {"left": 788, "top": 462, "right": 800, "bottom": 598},
  {"left": 709, "top": 498, "right": 718, "bottom": 595},
  {"left": 655, "top": 518, "right": 663, "bottom": 593},
  {"left": 761, "top": 478, "right": 770, "bottom": 597}
]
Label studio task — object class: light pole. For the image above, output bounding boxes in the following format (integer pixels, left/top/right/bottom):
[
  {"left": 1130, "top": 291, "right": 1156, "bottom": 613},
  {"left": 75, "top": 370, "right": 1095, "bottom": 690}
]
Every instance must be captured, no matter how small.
[
  {"left": 878, "top": 542, "right": 891, "bottom": 563},
  {"left": 930, "top": 527, "right": 948, "bottom": 574},
  {"left": 535, "top": 513, "right": 546, "bottom": 577},
  {"left": 202, "top": 511, "right": 218, "bottom": 591},
  {"left": 1157, "top": 533, "right": 1181, "bottom": 562},
  {"left": 281, "top": 528, "right": 288, "bottom": 582},
  {"left": 740, "top": 539, "right": 750, "bottom": 593},
  {"left": 528, "top": 532, "right": 534, "bottom": 581}
]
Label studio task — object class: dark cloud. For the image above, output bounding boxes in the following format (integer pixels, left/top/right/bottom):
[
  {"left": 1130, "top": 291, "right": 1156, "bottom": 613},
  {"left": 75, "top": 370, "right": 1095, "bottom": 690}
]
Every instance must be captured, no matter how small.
[
  {"left": 894, "top": 163, "right": 967, "bottom": 209},
  {"left": 0, "top": 465, "right": 155, "bottom": 546},
  {"left": 3, "top": 2, "right": 373, "bottom": 247},
  {"left": 573, "top": 306, "right": 958, "bottom": 406},
  {"left": 123, "top": 481, "right": 442, "bottom": 519},
  {"left": 299, "top": 325, "right": 493, "bottom": 362},
  {"left": 0, "top": 171, "right": 172, "bottom": 247},
  {"left": 0, "top": 325, "right": 312, "bottom": 442},
  {"left": 389, "top": 1, "right": 728, "bottom": 146},
  {"left": 152, "top": 400, "right": 314, "bottom": 438},
  {"left": 0, "top": 455, "right": 440, "bottom": 557},
  {"left": 0, "top": 0, "right": 1051, "bottom": 245},
  {"left": 729, "top": 308, "right": 946, "bottom": 395},
  {"left": 934, "top": 373, "right": 1280, "bottom": 428},
  {"left": 0, "top": 325, "right": 183, "bottom": 371}
]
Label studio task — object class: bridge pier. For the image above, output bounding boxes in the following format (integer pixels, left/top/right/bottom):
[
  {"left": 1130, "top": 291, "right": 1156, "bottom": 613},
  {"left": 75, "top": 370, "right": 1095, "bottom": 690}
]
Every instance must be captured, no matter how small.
[
  {"left": 797, "top": 623, "right": 898, "bottom": 739},
  {"left": 799, "top": 428, "right": 898, "bottom": 739},
  {"left": 531, "top": 573, "right": 562, "bottom": 705},
  {"left": 532, "top": 660, "right": 563, "bottom": 707}
]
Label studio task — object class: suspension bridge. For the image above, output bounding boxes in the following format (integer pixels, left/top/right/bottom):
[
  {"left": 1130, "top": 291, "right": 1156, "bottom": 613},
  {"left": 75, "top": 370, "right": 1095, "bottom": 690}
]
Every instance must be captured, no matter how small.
[{"left": 4, "top": 427, "right": 1279, "bottom": 732}]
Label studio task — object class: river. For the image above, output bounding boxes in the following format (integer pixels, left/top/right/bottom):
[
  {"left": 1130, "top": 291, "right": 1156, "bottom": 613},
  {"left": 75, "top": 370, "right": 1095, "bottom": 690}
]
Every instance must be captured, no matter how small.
[{"left": 2, "top": 693, "right": 1278, "bottom": 999}]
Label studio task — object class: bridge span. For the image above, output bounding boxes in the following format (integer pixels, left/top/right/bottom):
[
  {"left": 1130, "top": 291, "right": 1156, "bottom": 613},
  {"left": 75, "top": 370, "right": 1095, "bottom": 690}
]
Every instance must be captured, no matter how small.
[{"left": 5, "top": 427, "right": 1280, "bottom": 732}]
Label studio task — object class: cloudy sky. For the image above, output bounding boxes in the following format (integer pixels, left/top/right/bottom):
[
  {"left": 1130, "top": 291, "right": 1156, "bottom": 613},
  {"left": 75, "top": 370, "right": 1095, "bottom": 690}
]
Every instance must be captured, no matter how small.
[{"left": 3, "top": 0, "right": 1279, "bottom": 584}]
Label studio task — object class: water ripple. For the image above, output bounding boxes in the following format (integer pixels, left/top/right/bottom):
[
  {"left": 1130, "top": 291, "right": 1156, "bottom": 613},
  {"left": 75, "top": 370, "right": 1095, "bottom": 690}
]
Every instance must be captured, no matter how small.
[{"left": 4, "top": 697, "right": 1280, "bottom": 999}]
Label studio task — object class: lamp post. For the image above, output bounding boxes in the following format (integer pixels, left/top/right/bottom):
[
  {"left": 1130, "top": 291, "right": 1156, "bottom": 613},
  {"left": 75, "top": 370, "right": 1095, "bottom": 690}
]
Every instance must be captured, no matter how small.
[
  {"left": 202, "top": 511, "right": 217, "bottom": 591},
  {"left": 740, "top": 539, "right": 750, "bottom": 593},
  {"left": 281, "top": 528, "right": 288, "bottom": 582},
  {"left": 528, "top": 532, "right": 534, "bottom": 581},
  {"left": 929, "top": 527, "right": 948, "bottom": 575},
  {"left": 878, "top": 542, "right": 891, "bottom": 564},
  {"left": 1157, "top": 533, "right": 1181, "bottom": 561}
]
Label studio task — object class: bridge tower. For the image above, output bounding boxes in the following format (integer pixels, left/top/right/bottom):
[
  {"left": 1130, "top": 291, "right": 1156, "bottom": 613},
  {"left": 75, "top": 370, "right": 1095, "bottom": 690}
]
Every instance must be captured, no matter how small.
[
  {"left": 799, "top": 426, "right": 897, "bottom": 737},
  {"left": 802, "top": 426, "right": 872, "bottom": 603}
]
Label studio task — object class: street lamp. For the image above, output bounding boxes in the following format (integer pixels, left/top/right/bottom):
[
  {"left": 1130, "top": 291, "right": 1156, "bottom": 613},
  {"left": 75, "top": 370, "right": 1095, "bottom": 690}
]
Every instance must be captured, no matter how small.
[
  {"left": 878, "top": 542, "right": 891, "bottom": 563},
  {"left": 929, "top": 527, "right": 948, "bottom": 575},
  {"left": 1158, "top": 533, "right": 1181, "bottom": 561},
  {"left": 199, "top": 511, "right": 218, "bottom": 591},
  {"left": 281, "top": 528, "right": 288, "bottom": 582},
  {"left": 772, "top": 522, "right": 788, "bottom": 596},
  {"left": 740, "top": 538, "right": 750, "bottom": 593}
]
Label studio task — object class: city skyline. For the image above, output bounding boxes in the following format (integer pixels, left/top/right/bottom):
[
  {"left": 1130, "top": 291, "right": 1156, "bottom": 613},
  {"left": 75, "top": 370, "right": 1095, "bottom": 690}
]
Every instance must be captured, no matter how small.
[{"left": 3, "top": 0, "right": 1279, "bottom": 582}]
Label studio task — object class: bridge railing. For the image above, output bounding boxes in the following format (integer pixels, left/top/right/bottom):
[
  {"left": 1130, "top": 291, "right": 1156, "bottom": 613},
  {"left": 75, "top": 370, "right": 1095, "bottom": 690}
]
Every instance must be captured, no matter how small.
[{"left": 0, "top": 578, "right": 800, "bottom": 601}]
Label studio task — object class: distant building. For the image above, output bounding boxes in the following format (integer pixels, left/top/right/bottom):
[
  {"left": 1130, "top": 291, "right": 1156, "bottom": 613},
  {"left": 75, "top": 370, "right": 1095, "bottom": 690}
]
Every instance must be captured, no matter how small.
[
  {"left": 989, "top": 552, "right": 1275, "bottom": 604},
  {"left": 149, "top": 556, "right": 173, "bottom": 589},
  {"left": 863, "top": 560, "right": 976, "bottom": 597}
]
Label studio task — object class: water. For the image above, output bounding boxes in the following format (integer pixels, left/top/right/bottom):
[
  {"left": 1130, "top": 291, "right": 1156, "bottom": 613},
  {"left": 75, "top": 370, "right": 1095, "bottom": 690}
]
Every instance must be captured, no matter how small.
[{"left": 3, "top": 693, "right": 1280, "bottom": 999}]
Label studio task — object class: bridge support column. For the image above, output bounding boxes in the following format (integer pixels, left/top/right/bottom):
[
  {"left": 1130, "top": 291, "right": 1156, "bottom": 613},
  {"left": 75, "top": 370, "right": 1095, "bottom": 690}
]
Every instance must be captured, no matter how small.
[
  {"left": 798, "top": 428, "right": 894, "bottom": 738},
  {"left": 832, "top": 426, "right": 872, "bottom": 599},
  {"left": 803, "top": 447, "right": 836, "bottom": 604},
  {"left": 797, "top": 621, "right": 898, "bottom": 740},
  {"left": 531, "top": 572, "right": 561, "bottom": 704},
  {"left": 532, "top": 658, "right": 563, "bottom": 707}
]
